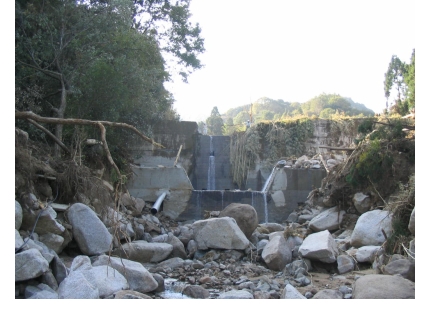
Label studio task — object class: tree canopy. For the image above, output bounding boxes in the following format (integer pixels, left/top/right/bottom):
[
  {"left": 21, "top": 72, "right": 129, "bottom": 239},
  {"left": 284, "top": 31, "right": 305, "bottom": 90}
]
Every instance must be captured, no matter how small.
[
  {"left": 206, "top": 106, "right": 224, "bottom": 135},
  {"left": 383, "top": 49, "right": 415, "bottom": 116},
  {"left": 15, "top": 0, "right": 204, "bottom": 153}
]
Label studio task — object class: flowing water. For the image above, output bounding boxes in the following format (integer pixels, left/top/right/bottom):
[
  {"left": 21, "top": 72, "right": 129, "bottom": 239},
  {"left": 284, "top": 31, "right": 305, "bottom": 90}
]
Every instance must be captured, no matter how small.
[{"left": 207, "top": 136, "right": 216, "bottom": 190}]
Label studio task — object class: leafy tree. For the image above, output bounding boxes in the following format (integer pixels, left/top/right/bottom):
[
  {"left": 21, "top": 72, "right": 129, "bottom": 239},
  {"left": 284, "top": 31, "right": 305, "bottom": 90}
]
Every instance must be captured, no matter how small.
[
  {"left": 404, "top": 49, "right": 415, "bottom": 112},
  {"left": 131, "top": 0, "right": 205, "bottom": 82},
  {"left": 206, "top": 106, "right": 224, "bottom": 135},
  {"left": 16, "top": 0, "right": 141, "bottom": 152},
  {"left": 223, "top": 117, "right": 238, "bottom": 135},
  {"left": 319, "top": 108, "right": 336, "bottom": 119},
  {"left": 383, "top": 52, "right": 413, "bottom": 116},
  {"left": 16, "top": 0, "right": 203, "bottom": 155},
  {"left": 233, "top": 111, "right": 250, "bottom": 128}
]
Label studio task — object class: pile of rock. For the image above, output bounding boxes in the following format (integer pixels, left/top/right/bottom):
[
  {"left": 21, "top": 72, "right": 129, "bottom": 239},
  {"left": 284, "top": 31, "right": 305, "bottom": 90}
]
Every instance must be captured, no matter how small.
[{"left": 15, "top": 191, "right": 415, "bottom": 299}]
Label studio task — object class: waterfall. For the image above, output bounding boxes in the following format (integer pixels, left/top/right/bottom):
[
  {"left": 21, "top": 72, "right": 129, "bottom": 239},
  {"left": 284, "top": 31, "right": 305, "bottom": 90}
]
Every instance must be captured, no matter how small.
[
  {"left": 260, "top": 160, "right": 287, "bottom": 223},
  {"left": 261, "top": 166, "right": 277, "bottom": 193},
  {"left": 207, "top": 136, "right": 216, "bottom": 190},
  {"left": 220, "top": 190, "right": 224, "bottom": 210},
  {"left": 262, "top": 193, "right": 268, "bottom": 223}
]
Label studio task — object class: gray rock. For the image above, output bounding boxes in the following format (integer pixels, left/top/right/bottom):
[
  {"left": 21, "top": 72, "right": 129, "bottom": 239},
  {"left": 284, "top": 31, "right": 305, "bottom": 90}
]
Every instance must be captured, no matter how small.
[
  {"left": 192, "top": 217, "right": 250, "bottom": 250},
  {"left": 15, "top": 248, "right": 49, "bottom": 281},
  {"left": 67, "top": 203, "right": 112, "bottom": 255},
  {"left": 85, "top": 266, "right": 129, "bottom": 298},
  {"left": 280, "top": 284, "right": 306, "bottom": 299},
  {"left": 113, "top": 241, "right": 173, "bottom": 263},
  {"left": 151, "top": 273, "right": 165, "bottom": 292},
  {"left": 355, "top": 245, "right": 381, "bottom": 263},
  {"left": 21, "top": 207, "right": 65, "bottom": 235},
  {"left": 92, "top": 255, "right": 158, "bottom": 293},
  {"left": 166, "top": 234, "right": 188, "bottom": 259},
  {"left": 353, "top": 192, "right": 372, "bottom": 214},
  {"left": 257, "top": 239, "right": 269, "bottom": 255},
  {"left": 352, "top": 274, "right": 415, "bottom": 299},
  {"left": 261, "top": 235, "right": 292, "bottom": 271},
  {"left": 309, "top": 206, "right": 345, "bottom": 232},
  {"left": 15, "top": 229, "right": 24, "bottom": 251},
  {"left": 219, "top": 203, "right": 259, "bottom": 238},
  {"left": 114, "top": 290, "right": 152, "bottom": 299},
  {"left": 39, "top": 232, "right": 64, "bottom": 254},
  {"left": 383, "top": 259, "right": 415, "bottom": 282},
  {"left": 57, "top": 271, "right": 99, "bottom": 299},
  {"left": 183, "top": 285, "right": 210, "bottom": 299},
  {"left": 259, "top": 222, "right": 285, "bottom": 233},
  {"left": 350, "top": 210, "right": 393, "bottom": 248},
  {"left": 156, "top": 257, "right": 185, "bottom": 270},
  {"left": 25, "top": 283, "right": 58, "bottom": 299},
  {"left": 299, "top": 230, "right": 339, "bottom": 263},
  {"left": 16, "top": 201, "right": 23, "bottom": 230},
  {"left": 337, "top": 255, "right": 355, "bottom": 274},
  {"left": 218, "top": 289, "right": 254, "bottom": 299},
  {"left": 313, "top": 289, "right": 343, "bottom": 299},
  {"left": 176, "top": 224, "right": 194, "bottom": 246}
]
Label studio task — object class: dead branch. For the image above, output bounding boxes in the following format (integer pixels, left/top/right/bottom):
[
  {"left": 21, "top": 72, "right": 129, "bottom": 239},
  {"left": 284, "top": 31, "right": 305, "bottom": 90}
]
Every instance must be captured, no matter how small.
[
  {"left": 318, "top": 145, "right": 355, "bottom": 151},
  {"left": 15, "top": 111, "right": 165, "bottom": 148},
  {"left": 26, "top": 117, "right": 71, "bottom": 155},
  {"left": 97, "top": 122, "right": 122, "bottom": 181},
  {"left": 374, "top": 121, "right": 415, "bottom": 130}
]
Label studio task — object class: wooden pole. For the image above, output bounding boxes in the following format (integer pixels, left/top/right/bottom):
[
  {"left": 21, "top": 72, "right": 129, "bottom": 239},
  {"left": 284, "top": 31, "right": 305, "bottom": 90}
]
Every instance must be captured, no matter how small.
[{"left": 173, "top": 145, "right": 183, "bottom": 167}]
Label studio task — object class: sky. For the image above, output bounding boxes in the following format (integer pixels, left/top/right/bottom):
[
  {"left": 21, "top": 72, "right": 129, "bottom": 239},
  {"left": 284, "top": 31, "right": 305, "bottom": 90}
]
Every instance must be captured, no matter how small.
[{"left": 165, "top": 0, "right": 417, "bottom": 122}]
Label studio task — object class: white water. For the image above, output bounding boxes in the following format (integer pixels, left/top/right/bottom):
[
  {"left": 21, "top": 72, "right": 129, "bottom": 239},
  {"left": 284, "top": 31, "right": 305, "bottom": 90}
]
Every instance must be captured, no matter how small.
[
  {"left": 261, "top": 166, "right": 277, "bottom": 193},
  {"left": 156, "top": 278, "right": 191, "bottom": 299},
  {"left": 260, "top": 160, "right": 286, "bottom": 223},
  {"left": 262, "top": 193, "right": 268, "bottom": 223},
  {"left": 207, "top": 136, "right": 216, "bottom": 190}
]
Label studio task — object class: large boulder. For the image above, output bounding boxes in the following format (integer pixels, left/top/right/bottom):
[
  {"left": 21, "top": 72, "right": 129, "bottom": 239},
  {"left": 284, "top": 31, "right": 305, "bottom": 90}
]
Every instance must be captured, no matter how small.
[
  {"left": 92, "top": 255, "right": 158, "bottom": 293},
  {"left": 383, "top": 258, "right": 415, "bottom": 282},
  {"left": 21, "top": 206, "right": 65, "bottom": 235},
  {"left": 219, "top": 203, "right": 258, "bottom": 238},
  {"left": 298, "top": 230, "right": 338, "bottom": 263},
  {"left": 350, "top": 210, "right": 393, "bottom": 248},
  {"left": 67, "top": 203, "right": 113, "bottom": 255},
  {"left": 261, "top": 235, "right": 292, "bottom": 271},
  {"left": 192, "top": 217, "right": 249, "bottom": 250},
  {"left": 309, "top": 206, "right": 345, "bottom": 232},
  {"left": 15, "top": 248, "right": 50, "bottom": 282},
  {"left": 352, "top": 274, "right": 415, "bottom": 299},
  {"left": 112, "top": 241, "right": 173, "bottom": 263}
]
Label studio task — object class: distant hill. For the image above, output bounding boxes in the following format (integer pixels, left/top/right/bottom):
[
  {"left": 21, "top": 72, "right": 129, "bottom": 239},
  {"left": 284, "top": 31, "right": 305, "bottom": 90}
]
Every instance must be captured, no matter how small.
[{"left": 221, "top": 94, "right": 374, "bottom": 125}]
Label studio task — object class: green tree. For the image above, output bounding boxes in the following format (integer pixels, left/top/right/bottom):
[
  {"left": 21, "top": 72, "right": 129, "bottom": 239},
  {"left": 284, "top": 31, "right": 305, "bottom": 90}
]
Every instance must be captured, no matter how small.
[
  {"left": 16, "top": 0, "right": 137, "bottom": 153},
  {"left": 404, "top": 49, "right": 415, "bottom": 113},
  {"left": 384, "top": 54, "right": 408, "bottom": 115},
  {"left": 206, "top": 106, "right": 224, "bottom": 135},
  {"left": 131, "top": 0, "right": 205, "bottom": 82}
]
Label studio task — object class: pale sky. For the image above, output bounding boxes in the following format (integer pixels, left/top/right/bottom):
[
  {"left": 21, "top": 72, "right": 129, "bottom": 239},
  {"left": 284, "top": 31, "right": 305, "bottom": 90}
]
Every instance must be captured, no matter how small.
[{"left": 165, "top": 0, "right": 417, "bottom": 122}]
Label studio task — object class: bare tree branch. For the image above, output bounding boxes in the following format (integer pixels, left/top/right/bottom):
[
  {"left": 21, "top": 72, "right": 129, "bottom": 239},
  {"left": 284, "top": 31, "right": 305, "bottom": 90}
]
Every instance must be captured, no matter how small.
[{"left": 15, "top": 111, "right": 165, "bottom": 148}]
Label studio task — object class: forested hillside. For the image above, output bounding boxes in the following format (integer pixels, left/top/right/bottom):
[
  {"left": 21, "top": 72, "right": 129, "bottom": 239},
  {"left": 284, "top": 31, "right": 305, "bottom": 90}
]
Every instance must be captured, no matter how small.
[{"left": 222, "top": 94, "right": 375, "bottom": 126}]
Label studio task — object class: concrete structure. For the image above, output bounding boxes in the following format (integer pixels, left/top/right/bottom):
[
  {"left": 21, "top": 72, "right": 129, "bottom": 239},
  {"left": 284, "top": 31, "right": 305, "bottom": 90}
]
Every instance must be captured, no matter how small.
[
  {"left": 189, "top": 135, "right": 236, "bottom": 191},
  {"left": 130, "top": 120, "right": 199, "bottom": 175},
  {"left": 178, "top": 168, "right": 326, "bottom": 223},
  {"left": 127, "top": 166, "right": 193, "bottom": 220},
  {"left": 126, "top": 120, "right": 360, "bottom": 222}
]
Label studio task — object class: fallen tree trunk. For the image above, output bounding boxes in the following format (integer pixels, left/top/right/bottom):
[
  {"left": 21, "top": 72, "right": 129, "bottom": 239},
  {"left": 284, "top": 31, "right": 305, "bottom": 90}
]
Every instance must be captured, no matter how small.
[
  {"left": 15, "top": 111, "right": 165, "bottom": 148},
  {"left": 15, "top": 110, "right": 165, "bottom": 183}
]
